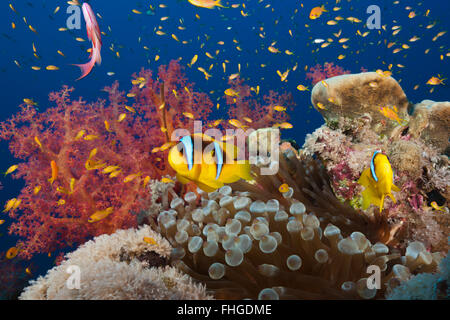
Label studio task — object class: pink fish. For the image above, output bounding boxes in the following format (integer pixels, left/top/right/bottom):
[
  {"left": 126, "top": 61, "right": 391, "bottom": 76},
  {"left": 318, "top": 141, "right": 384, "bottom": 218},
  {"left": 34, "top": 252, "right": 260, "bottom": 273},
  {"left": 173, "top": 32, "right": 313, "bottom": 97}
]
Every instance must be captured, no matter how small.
[{"left": 73, "top": 3, "right": 102, "bottom": 80}]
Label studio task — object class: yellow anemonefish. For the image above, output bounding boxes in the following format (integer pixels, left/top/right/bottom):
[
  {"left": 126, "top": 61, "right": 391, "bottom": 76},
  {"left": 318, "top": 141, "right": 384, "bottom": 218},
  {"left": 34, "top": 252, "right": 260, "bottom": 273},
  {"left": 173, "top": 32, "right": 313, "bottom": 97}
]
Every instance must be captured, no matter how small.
[
  {"left": 168, "top": 133, "right": 252, "bottom": 192},
  {"left": 309, "top": 5, "right": 327, "bottom": 19},
  {"left": 358, "top": 151, "right": 400, "bottom": 212}
]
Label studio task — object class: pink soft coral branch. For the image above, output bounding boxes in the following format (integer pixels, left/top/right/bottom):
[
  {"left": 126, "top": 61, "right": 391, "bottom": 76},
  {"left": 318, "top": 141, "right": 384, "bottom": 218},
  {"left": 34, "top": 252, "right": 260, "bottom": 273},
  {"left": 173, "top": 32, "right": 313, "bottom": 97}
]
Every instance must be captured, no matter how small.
[{"left": 306, "top": 62, "right": 351, "bottom": 85}]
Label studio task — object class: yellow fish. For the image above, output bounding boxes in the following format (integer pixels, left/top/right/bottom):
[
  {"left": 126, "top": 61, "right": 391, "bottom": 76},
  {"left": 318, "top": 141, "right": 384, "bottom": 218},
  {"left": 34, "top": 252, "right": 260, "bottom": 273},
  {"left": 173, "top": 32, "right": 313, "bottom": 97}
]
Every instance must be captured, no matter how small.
[
  {"left": 6, "top": 246, "right": 20, "bottom": 259},
  {"left": 430, "top": 201, "right": 446, "bottom": 212},
  {"left": 187, "top": 0, "right": 226, "bottom": 9},
  {"left": 358, "top": 151, "right": 400, "bottom": 213},
  {"left": 379, "top": 106, "right": 404, "bottom": 125},
  {"left": 48, "top": 160, "right": 58, "bottom": 185},
  {"left": 279, "top": 183, "right": 289, "bottom": 193},
  {"left": 309, "top": 5, "right": 327, "bottom": 19},
  {"left": 224, "top": 88, "right": 239, "bottom": 97},
  {"left": 143, "top": 236, "right": 158, "bottom": 245},
  {"left": 3, "top": 198, "right": 17, "bottom": 212},
  {"left": 88, "top": 207, "right": 114, "bottom": 223},
  {"left": 297, "top": 84, "right": 309, "bottom": 91},
  {"left": 4, "top": 165, "right": 18, "bottom": 176},
  {"left": 273, "top": 105, "right": 287, "bottom": 112},
  {"left": 168, "top": 134, "right": 252, "bottom": 192}
]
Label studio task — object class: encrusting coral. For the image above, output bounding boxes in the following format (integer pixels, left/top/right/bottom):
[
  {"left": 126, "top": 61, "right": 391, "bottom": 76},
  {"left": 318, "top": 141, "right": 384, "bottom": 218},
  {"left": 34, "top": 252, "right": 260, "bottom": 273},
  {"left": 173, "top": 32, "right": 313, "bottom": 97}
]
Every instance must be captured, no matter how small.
[
  {"left": 19, "top": 226, "right": 211, "bottom": 300},
  {"left": 152, "top": 140, "right": 442, "bottom": 300}
]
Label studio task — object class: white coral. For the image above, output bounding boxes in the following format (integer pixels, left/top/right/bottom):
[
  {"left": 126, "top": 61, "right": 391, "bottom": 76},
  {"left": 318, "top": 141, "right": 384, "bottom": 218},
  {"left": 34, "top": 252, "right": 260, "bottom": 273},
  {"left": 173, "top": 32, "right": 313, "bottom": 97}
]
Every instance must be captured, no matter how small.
[{"left": 20, "top": 226, "right": 212, "bottom": 300}]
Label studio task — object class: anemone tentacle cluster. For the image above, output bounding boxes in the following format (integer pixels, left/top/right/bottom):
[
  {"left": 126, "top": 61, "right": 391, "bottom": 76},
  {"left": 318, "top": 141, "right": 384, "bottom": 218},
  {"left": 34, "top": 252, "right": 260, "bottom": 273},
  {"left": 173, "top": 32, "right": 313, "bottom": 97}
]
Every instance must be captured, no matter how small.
[{"left": 156, "top": 147, "right": 442, "bottom": 299}]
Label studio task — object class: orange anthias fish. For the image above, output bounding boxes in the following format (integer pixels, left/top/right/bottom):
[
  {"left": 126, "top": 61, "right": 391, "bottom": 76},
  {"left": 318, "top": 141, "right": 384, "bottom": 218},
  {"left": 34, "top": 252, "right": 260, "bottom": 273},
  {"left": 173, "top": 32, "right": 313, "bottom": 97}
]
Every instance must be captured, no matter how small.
[
  {"left": 426, "top": 75, "right": 446, "bottom": 85},
  {"left": 48, "top": 160, "right": 58, "bottom": 185},
  {"left": 378, "top": 106, "right": 404, "bottom": 125},
  {"left": 73, "top": 3, "right": 102, "bottom": 80},
  {"left": 309, "top": 5, "right": 327, "bottom": 19},
  {"left": 188, "top": 0, "right": 226, "bottom": 9}
]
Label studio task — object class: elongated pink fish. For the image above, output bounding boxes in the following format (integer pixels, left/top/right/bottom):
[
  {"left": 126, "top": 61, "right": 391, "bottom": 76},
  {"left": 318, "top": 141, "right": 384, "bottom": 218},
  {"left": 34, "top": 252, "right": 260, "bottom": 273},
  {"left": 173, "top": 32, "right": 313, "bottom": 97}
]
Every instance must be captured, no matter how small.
[{"left": 73, "top": 3, "right": 102, "bottom": 80}]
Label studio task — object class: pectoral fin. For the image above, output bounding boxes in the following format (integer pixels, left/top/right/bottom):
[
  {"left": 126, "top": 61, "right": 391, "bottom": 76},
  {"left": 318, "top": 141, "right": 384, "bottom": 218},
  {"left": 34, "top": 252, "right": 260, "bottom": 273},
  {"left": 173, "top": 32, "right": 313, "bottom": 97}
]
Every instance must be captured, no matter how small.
[{"left": 391, "top": 184, "right": 400, "bottom": 192}]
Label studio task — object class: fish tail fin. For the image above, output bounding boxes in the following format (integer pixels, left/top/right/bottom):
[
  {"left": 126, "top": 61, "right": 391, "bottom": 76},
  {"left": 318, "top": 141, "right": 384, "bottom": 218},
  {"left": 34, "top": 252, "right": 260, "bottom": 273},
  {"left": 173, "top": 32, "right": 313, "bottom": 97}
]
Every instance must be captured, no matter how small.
[
  {"left": 73, "top": 59, "right": 95, "bottom": 81},
  {"left": 215, "top": 0, "right": 228, "bottom": 8},
  {"left": 379, "top": 194, "right": 385, "bottom": 212},
  {"left": 321, "top": 5, "right": 328, "bottom": 12},
  {"left": 388, "top": 192, "right": 397, "bottom": 204}
]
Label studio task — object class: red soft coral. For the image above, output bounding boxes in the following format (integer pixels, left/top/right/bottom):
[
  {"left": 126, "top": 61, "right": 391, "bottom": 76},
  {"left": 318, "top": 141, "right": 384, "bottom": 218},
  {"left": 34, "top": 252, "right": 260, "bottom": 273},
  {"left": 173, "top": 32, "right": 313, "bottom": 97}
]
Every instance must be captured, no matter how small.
[{"left": 0, "top": 60, "right": 215, "bottom": 259}]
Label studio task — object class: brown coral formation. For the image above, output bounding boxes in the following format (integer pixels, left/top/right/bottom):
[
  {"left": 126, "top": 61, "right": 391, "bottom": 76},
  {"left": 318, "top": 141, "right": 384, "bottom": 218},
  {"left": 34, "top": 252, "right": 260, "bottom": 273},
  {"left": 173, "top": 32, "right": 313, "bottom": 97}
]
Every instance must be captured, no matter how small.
[
  {"left": 20, "top": 226, "right": 211, "bottom": 300},
  {"left": 409, "top": 100, "right": 450, "bottom": 153},
  {"left": 311, "top": 72, "right": 410, "bottom": 135}
]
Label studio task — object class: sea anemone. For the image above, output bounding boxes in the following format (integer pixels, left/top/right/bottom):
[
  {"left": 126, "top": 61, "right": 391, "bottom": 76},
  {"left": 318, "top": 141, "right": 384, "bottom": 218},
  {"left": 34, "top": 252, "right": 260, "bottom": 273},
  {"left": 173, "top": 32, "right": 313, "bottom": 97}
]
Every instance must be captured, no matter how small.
[{"left": 156, "top": 145, "right": 441, "bottom": 299}]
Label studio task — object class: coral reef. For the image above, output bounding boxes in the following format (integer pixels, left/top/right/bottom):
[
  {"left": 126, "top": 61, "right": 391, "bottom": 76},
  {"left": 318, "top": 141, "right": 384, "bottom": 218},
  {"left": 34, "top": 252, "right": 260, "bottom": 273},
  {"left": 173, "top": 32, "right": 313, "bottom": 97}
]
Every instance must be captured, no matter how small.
[
  {"left": 0, "top": 61, "right": 290, "bottom": 259},
  {"left": 311, "top": 72, "right": 410, "bottom": 135},
  {"left": 20, "top": 226, "right": 211, "bottom": 300},
  {"left": 303, "top": 72, "right": 449, "bottom": 253},
  {"left": 387, "top": 250, "right": 449, "bottom": 300},
  {"left": 409, "top": 100, "right": 450, "bottom": 154},
  {"left": 150, "top": 142, "right": 442, "bottom": 299},
  {"left": 306, "top": 62, "right": 351, "bottom": 85}
]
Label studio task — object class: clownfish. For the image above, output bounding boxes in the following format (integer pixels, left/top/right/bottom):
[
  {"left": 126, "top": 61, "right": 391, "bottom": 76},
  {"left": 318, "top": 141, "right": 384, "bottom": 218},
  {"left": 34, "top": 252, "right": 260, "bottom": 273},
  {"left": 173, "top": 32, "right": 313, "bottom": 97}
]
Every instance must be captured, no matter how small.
[
  {"left": 168, "top": 133, "right": 252, "bottom": 192},
  {"left": 309, "top": 5, "right": 327, "bottom": 20},
  {"left": 358, "top": 150, "right": 400, "bottom": 212}
]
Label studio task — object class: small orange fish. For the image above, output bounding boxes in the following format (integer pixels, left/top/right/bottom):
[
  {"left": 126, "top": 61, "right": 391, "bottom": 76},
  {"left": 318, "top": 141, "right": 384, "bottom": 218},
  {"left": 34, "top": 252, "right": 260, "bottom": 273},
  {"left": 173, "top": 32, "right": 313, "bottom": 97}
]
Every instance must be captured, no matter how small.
[
  {"left": 430, "top": 201, "right": 445, "bottom": 212},
  {"left": 379, "top": 106, "right": 404, "bottom": 125},
  {"left": 278, "top": 183, "right": 289, "bottom": 193},
  {"left": 88, "top": 207, "right": 114, "bottom": 223},
  {"left": 6, "top": 246, "right": 20, "bottom": 259},
  {"left": 143, "top": 236, "right": 157, "bottom": 245},
  {"left": 48, "top": 160, "right": 58, "bottom": 185},
  {"left": 426, "top": 75, "right": 446, "bottom": 85},
  {"left": 309, "top": 5, "right": 327, "bottom": 19}
]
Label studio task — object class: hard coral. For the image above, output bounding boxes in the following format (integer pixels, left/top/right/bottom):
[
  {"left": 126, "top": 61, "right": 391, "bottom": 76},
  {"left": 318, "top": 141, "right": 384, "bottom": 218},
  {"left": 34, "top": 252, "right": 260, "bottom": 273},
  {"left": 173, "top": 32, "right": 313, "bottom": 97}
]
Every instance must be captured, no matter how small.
[{"left": 311, "top": 72, "right": 409, "bottom": 135}]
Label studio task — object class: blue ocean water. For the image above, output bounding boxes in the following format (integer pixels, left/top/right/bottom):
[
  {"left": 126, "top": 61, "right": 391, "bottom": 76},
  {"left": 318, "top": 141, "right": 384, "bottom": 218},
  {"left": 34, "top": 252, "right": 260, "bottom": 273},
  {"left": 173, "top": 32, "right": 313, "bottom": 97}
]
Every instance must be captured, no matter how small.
[{"left": 0, "top": 0, "right": 448, "bottom": 297}]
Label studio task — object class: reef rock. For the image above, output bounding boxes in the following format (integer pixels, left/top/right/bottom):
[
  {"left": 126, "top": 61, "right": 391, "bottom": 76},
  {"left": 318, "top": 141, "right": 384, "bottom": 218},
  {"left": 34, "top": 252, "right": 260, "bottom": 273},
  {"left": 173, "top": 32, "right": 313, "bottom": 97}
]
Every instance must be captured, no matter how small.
[
  {"left": 409, "top": 100, "right": 450, "bottom": 154},
  {"left": 311, "top": 72, "right": 409, "bottom": 134}
]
